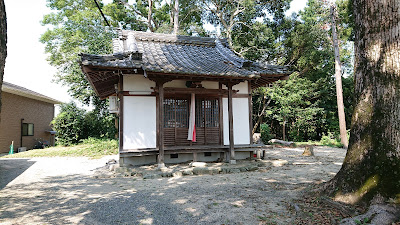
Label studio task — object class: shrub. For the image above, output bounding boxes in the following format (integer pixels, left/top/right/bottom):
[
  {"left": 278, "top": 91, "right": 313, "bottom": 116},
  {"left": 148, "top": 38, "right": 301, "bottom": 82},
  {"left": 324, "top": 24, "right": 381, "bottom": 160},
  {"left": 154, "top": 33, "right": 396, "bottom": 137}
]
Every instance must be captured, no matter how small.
[
  {"left": 320, "top": 132, "right": 344, "bottom": 148},
  {"left": 260, "top": 123, "right": 273, "bottom": 144},
  {"left": 52, "top": 103, "right": 86, "bottom": 146},
  {"left": 52, "top": 102, "right": 117, "bottom": 146},
  {"left": 83, "top": 110, "right": 117, "bottom": 139}
]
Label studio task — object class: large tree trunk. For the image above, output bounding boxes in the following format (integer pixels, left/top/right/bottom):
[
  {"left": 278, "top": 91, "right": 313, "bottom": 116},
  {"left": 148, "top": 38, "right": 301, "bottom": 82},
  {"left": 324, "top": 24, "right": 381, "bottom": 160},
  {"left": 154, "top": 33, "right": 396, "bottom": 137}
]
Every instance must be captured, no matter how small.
[
  {"left": 324, "top": 1, "right": 400, "bottom": 203},
  {"left": 0, "top": 0, "right": 6, "bottom": 117}
]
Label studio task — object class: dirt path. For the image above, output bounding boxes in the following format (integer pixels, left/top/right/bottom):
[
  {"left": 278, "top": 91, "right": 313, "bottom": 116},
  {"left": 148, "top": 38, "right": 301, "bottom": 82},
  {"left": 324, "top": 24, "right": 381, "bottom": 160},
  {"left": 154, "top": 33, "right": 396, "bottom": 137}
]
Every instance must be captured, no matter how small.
[{"left": 0, "top": 146, "right": 346, "bottom": 225}]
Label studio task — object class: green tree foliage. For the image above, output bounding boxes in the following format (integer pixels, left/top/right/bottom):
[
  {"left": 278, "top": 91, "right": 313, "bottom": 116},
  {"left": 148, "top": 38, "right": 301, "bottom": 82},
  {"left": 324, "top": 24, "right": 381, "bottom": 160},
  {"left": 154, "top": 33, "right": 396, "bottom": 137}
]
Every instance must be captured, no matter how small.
[
  {"left": 263, "top": 74, "right": 324, "bottom": 141},
  {"left": 41, "top": 0, "right": 205, "bottom": 109},
  {"left": 52, "top": 102, "right": 117, "bottom": 145},
  {"left": 40, "top": 0, "right": 119, "bottom": 108},
  {"left": 52, "top": 103, "right": 86, "bottom": 145},
  {"left": 252, "top": 0, "right": 354, "bottom": 141},
  {"left": 199, "top": 0, "right": 291, "bottom": 54},
  {"left": 42, "top": 0, "right": 356, "bottom": 142},
  {"left": 260, "top": 123, "right": 273, "bottom": 144}
]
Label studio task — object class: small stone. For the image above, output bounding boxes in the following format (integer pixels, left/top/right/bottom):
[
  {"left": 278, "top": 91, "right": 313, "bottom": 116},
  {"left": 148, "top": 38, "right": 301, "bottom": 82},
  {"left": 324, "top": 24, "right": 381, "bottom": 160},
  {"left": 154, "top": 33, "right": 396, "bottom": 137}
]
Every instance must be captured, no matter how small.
[
  {"left": 143, "top": 173, "right": 162, "bottom": 179},
  {"left": 157, "top": 163, "right": 166, "bottom": 169},
  {"left": 189, "top": 162, "right": 207, "bottom": 167},
  {"left": 161, "top": 172, "right": 173, "bottom": 177},
  {"left": 221, "top": 167, "right": 230, "bottom": 174},
  {"left": 208, "top": 167, "right": 221, "bottom": 174},
  {"left": 158, "top": 167, "right": 169, "bottom": 172},
  {"left": 182, "top": 168, "right": 193, "bottom": 176},
  {"left": 123, "top": 172, "right": 131, "bottom": 177},
  {"left": 109, "top": 164, "right": 119, "bottom": 171},
  {"left": 239, "top": 167, "right": 247, "bottom": 172},
  {"left": 271, "top": 160, "right": 289, "bottom": 167},
  {"left": 229, "top": 168, "right": 241, "bottom": 173},
  {"left": 115, "top": 167, "right": 125, "bottom": 173},
  {"left": 253, "top": 133, "right": 263, "bottom": 144},
  {"left": 172, "top": 171, "right": 183, "bottom": 177},
  {"left": 245, "top": 165, "right": 259, "bottom": 171},
  {"left": 302, "top": 145, "right": 314, "bottom": 156},
  {"left": 193, "top": 167, "right": 208, "bottom": 175},
  {"left": 106, "top": 159, "right": 117, "bottom": 165}
]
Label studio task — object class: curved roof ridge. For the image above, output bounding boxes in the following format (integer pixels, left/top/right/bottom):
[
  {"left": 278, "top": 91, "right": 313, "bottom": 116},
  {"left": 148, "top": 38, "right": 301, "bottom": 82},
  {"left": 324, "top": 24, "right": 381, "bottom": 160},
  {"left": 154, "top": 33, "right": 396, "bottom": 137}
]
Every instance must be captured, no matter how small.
[{"left": 121, "top": 30, "right": 228, "bottom": 47}]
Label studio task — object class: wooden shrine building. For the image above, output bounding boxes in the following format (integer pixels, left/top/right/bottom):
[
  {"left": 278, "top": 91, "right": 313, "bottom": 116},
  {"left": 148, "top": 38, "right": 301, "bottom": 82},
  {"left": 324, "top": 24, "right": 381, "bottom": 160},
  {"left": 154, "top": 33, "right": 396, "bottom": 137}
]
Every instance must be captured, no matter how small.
[{"left": 80, "top": 30, "right": 290, "bottom": 167}]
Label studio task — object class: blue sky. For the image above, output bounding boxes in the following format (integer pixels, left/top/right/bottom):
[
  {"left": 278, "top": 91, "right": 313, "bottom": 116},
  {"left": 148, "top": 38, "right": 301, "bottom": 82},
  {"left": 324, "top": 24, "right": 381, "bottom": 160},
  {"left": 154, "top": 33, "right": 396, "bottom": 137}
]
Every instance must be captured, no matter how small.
[{"left": 3, "top": 0, "right": 307, "bottom": 107}]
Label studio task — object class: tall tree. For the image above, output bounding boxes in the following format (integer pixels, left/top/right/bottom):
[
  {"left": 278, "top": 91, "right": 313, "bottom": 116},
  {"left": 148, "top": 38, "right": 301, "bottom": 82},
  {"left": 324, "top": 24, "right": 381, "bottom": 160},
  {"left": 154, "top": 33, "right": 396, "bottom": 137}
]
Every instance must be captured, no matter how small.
[
  {"left": 41, "top": 0, "right": 205, "bottom": 110},
  {"left": 173, "top": 0, "right": 179, "bottom": 34},
  {"left": 252, "top": 0, "right": 354, "bottom": 142},
  {"left": 199, "top": 0, "right": 291, "bottom": 54},
  {"left": 324, "top": 0, "right": 400, "bottom": 203},
  {"left": 0, "top": 0, "right": 6, "bottom": 116},
  {"left": 330, "top": 3, "right": 348, "bottom": 148}
]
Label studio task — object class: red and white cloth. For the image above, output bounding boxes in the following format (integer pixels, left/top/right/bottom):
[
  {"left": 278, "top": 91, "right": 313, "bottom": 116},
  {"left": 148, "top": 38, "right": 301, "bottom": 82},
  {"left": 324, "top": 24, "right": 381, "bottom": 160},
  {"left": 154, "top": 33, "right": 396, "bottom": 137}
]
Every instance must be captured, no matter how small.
[{"left": 187, "top": 93, "right": 196, "bottom": 142}]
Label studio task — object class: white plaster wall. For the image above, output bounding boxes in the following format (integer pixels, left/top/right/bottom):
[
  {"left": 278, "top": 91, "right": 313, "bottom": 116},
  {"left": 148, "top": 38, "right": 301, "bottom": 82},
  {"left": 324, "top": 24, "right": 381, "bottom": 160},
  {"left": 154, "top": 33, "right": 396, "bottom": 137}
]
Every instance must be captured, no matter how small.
[
  {"left": 201, "top": 81, "right": 219, "bottom": 89},
  {"left": 222, "top": 81, "right": 249, "bottom": 94},
  {"left": 223, "top": 98, "right": 250, "bottom": 145},
  {"left": 123, "top": 96, "right": 157, "bottom": 149},
  {"left": 164, "top": 80, "right": 186, "bottom": 88},
  {"left": 123, "top": 75, "right": 155, "bottom": 92}
]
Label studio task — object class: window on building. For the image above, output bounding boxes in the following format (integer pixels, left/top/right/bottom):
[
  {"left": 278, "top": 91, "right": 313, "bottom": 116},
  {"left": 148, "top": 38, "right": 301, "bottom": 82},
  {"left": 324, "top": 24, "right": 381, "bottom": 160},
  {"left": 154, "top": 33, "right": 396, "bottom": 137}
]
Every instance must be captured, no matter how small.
[
  {"left": 22, "top": 123, "right": 34, "bottom": 136},
  {"left": 163, "top": 98, "right": 219, "bottom": 128},
  {"left": 164, "top": 98, "right": 189, "bottom": 128}
]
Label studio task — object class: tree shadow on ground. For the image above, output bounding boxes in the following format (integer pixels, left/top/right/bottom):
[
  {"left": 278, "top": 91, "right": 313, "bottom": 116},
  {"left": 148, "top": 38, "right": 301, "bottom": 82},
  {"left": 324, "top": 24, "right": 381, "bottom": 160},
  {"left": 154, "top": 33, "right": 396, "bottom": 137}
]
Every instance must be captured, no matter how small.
[
  {"left": 0, "top": 158, "right": 36, "bottom": 189},
  {"left": 0, "top": 171, "right": 319, "bottom": 225}
]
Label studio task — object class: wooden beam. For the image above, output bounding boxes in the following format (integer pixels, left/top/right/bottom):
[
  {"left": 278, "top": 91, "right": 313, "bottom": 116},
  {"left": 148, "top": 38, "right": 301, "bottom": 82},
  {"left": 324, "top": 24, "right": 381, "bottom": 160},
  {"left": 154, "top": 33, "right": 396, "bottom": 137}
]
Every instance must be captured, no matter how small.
[
  {"left": 227, "top": 83, "right": 236, "bottom": 164},
  {"left": 153, "top": 87, "right": 238, "bottom": 95},
  {"left": 121, "top": 91, "right": 156, "bottom": 96},
  {"left": 148, "top": 72, "right": 253, "bottom": 82}
]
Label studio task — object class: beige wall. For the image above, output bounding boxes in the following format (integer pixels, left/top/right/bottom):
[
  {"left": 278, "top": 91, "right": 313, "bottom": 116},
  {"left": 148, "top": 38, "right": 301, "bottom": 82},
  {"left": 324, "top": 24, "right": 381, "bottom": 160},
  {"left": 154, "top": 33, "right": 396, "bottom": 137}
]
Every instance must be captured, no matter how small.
[{"left": 0, "top": 92, "right": 55, "bottom": 153}]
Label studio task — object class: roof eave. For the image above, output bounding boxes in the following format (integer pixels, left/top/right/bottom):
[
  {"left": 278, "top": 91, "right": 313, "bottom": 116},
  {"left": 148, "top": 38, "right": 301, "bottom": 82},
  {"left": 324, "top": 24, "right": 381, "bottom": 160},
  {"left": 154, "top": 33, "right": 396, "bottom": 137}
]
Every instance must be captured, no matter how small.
[{"left": 2, "top": 86, "right": 62, "bottom": 104}]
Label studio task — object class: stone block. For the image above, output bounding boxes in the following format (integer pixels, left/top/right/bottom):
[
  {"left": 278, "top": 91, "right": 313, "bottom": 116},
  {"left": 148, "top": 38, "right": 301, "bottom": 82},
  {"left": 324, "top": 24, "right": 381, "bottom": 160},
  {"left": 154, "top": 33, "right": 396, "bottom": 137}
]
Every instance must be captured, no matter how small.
[{"left": 190, "top": 162, "right": 207, "bottom": 167}]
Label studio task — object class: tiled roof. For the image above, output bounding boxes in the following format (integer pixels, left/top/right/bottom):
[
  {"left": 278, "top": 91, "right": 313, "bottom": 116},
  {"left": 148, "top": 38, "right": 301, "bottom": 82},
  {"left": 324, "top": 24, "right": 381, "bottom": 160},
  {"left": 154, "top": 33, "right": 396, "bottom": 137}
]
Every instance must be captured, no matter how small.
[
  {"left": 80, "top": 51, "right": 143, "bottom": 69},
  {"left": 80, "top": 30, "right": 290, "bottom": 78},
  {"left": 2, "top": 82, "right": 62, "bottom": 104},
  {"left": 80, "top": 30, "right": 291, "bottom": 99}
]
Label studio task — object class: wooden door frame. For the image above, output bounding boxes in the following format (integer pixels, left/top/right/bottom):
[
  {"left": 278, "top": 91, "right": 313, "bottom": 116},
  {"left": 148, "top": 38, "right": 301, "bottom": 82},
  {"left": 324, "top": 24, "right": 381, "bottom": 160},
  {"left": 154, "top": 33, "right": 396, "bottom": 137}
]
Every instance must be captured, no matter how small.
[{"left": 162, "top": 94, "right": 222, "bottom": 147}]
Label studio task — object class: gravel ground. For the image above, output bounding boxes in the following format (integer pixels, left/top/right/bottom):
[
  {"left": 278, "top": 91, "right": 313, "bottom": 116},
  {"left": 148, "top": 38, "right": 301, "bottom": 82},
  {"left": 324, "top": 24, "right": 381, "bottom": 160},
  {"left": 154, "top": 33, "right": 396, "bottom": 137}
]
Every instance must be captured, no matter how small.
[{"left": 0, "top": 146, "right": 346, "bottom": 225}]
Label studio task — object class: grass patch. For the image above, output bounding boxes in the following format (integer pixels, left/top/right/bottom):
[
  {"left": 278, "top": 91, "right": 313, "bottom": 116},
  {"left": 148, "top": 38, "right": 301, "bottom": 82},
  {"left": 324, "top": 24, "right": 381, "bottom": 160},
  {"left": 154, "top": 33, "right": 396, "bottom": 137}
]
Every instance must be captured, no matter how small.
[
  {"left": 1, "top": 138, "right": 118, "bottom": 159},
  {"left": 296, "top": 140, "right": 344, "bottom": 148},
  {"left": 296, "top": 132, "right": 345, "bottom": 148}
]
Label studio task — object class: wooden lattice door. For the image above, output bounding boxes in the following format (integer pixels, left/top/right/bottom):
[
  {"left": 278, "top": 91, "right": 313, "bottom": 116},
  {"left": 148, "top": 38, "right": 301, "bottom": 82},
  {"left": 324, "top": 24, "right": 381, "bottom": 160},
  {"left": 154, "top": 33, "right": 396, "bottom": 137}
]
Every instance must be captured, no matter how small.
[{"left": 163, "top": 96, "right": 220, "bottom": 146}]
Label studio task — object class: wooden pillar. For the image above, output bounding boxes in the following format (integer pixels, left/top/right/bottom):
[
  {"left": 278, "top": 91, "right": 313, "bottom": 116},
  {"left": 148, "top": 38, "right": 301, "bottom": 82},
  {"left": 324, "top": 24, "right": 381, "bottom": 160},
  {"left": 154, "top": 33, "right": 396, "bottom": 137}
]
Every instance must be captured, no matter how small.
[
  {"left": 227, "top": 83, "right": 236, "bottom": 164},
  {"left": 218, "top": 82, "right": 224, "bottom": 157},
  {"left": 193, "top": 152, "right": 198, "bottom": 162},
  {"left": 118, "top": 77, "right": 124, "bottom": 167},
  {"left": 157, "top": 82, "right": 165, "bottom": 168},
  {"left": 248, "top": 81, "right": 253, "bottom": 145}
]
